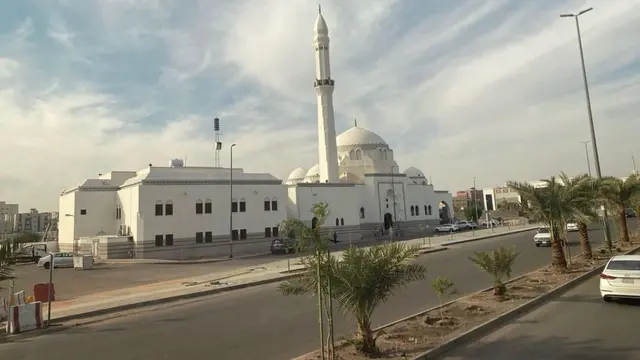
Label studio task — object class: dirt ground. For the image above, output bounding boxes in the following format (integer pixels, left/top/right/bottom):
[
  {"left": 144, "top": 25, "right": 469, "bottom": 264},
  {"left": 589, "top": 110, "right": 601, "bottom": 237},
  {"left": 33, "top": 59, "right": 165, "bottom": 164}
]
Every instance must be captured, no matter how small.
[{"left": 300, "top": 237, "right": 639, "bottom": 360}]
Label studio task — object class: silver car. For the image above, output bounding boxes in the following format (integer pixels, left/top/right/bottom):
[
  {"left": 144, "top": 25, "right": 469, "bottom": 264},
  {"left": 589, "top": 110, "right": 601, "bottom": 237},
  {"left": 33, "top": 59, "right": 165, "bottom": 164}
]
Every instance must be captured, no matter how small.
[
  {"left": 434, "top": 224, "right": 459, "bottom": 233},
  {"left": 37, "top": 252, "right": 76, "bottom": 269}
]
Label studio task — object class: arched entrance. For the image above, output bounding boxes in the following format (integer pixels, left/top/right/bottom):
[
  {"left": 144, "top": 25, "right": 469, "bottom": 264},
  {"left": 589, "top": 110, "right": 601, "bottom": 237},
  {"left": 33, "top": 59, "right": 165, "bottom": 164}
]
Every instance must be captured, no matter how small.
[
  {"left": 383, "top": 213, "right": 393, "bottom": 230},
  {"left": 311, "top": 217, "right": 318, "bottom": 229},
  {"left": 439, "top": 201, "right": 451, "bottom": 224}
]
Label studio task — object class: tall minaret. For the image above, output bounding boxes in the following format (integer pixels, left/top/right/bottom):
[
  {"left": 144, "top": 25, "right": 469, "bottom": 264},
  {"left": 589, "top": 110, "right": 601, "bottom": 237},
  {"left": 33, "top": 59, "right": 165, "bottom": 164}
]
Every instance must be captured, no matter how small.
[{"left": 313, "top": 5, "right": 339, "bottom": 183}]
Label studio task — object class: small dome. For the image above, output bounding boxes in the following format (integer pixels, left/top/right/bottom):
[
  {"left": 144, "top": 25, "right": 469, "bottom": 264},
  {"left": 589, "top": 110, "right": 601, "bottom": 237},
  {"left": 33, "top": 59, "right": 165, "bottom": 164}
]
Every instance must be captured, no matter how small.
[
  {"left": 288, "top": 167, "right": 307, "bottom": 180},
  {"left": 306, "top": 164, "right": 320, "bottom": 177},
  {"left": 336, "top": 126, "right": 387, "bottom": 147},
  {"left": 404, "top": 166, "right": 425, "bottom": 178}
]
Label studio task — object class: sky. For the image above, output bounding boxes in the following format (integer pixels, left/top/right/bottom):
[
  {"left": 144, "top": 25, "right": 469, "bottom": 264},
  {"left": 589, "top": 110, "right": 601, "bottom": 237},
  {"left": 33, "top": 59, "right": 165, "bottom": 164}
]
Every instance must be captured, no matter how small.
[{"left": 0, "top": 0, "right": 639, "bottom": 212}]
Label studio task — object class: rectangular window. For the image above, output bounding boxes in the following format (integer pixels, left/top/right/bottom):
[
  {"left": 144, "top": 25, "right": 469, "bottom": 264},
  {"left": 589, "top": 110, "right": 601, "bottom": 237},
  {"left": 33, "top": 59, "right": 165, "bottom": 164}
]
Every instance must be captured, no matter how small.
[
  {"left": 264, "top": 200, "right": 271, "bottom": 211},
  {"left": 272, "top": 226, "right": 279, "bottom": 237},
  {"left": 231, "top": 229, "right": 239, "bottom": 240},
  {"left": 239, "top": 201, "right": 246, "bottom": 212},
  {"left": 165, "top": 234, "right": 174, "bottom": 246},
  {"left": 240, "top": 229, "right": 247, "bottom": 240},
  {"left": 271, "top": 200, "right": 278, "bottom": 211},
  {"left": 205, "top": 202, "right": 212, "bottom": 214},
  {"left": 155, "top": 203, "right": 163, "bottom": 216},
  {"left": 196, "top": 202, "right": 203, "bottom": 214},
  {"left": 205, "top": 231, "right": 213, "bottom": 243},
  {"left": 265, "top": 227, "right": 272, "bottom": 238},
  {"left": 80, "top": 209, "right": 87, "bottom": 215},
  {"left": 165, "top": 203, "right": 174, "bottom": 216},
  {"left": 195, "top": 232, "right": 204, "bottom": 243},
  {"left": 155, "top": 235, "right": 163, "bottom": 247},
  {"left": 231, "top": 201, "right": 238, "bottom": 213}
]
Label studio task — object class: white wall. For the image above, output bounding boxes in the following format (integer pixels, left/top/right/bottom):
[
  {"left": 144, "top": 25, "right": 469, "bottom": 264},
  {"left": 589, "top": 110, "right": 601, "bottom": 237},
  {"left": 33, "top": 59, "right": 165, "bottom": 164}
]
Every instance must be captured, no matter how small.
[
  {"left": 405, "top": 183, "right": 439, "bottom": 221},
  {"left": 73, "top": 191, "right": 118, "bottom": 238},
  {"left": 292, "top": 185, "right": 360, "bottom": 228},
  {"left": 117, "top": 185, "right": 140, "bottom": 239},
  {"left": 58, "top": 192, "right": 76, "bottom": 245},
  {"left": 138, "top": 183, "right": 287, "bottom": 241}
]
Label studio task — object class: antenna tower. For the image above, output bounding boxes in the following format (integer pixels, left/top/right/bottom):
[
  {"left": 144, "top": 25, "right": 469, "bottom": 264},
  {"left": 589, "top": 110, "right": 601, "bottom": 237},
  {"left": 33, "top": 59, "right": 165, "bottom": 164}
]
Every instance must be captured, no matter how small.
[{"left": 214, "top": 118, "right": 222, "bottom": 167}]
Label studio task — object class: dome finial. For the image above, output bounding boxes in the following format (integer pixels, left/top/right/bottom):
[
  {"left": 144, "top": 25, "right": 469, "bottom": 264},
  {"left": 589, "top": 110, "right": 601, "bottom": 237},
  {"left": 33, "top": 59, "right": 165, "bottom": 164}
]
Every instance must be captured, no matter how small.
[
  {"left": 354, "top": 118, "right": 357, "bottom": 127},
  {"left": 318, "top": 4, "right": 321, "bottom": 14}
]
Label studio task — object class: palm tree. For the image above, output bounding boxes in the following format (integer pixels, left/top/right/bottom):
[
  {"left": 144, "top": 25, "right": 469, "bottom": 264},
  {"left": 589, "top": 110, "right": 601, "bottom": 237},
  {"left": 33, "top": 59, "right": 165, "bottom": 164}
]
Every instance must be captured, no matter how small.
[
  {"left": 558, "top": 173, "right": 599, "bottom": 259},
  {"left": 278, "top": 242, "right": 426, "bottom": 356},
  {"left": 508, "top": 178, "right": 578, "bottom": 269},
  {"left": 0, "top": 241, "right": 15, "bottom": 282},
  {"left": 599, "top": 174, "right": 640, "bottom": 243},
  {"left": 469, "top": 245, "right": 519, "bottom": 296}
]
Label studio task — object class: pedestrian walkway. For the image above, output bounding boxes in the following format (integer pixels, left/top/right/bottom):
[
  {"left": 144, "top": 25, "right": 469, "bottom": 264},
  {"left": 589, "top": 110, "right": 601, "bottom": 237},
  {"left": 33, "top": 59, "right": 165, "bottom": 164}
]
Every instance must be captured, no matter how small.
[{"left": 41, "top": 225, "right": 537, "bottom": 324}]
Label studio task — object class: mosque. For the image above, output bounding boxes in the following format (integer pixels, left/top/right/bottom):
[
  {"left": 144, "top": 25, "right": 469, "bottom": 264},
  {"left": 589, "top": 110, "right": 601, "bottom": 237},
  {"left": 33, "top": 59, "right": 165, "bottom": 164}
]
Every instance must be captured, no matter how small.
[{"left": 56, "top": 8, "right": 452, "bottom": 260}]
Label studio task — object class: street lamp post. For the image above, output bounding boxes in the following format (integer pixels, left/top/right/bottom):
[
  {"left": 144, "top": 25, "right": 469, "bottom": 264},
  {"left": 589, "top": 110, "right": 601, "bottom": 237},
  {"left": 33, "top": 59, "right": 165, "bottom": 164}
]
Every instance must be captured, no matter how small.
[
  {"left": 229, "top": 143, "right": 236, "bottom": 259},
  {"left": 472, "top": 177, "right": 479, "bottom": 237},
  {"left": 390, "top": 165, "right": 398, "bottom": 241},
  {"left": 561, "top": 7, "right": 612, "bottom": 251},
  {"left": 580, "top": 140, "right": 592, "bottom": 176}
]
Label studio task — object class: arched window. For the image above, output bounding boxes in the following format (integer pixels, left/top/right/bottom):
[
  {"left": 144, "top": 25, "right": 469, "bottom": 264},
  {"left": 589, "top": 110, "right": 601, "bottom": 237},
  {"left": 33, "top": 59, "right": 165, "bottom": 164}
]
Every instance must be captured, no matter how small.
[
  {"left": 231, "top": 198, "right": 238, "bottom": 213},
  {"left": 378, "top": 149, "right": 383, "bottom": 159},
  {"left": 335, "top": 218, "right": 340, "bottom": 226},
  {"left": 424, "top": 205, "right": 428, "bottom": 216},
  {"left": 340, "top": 218, "right": 344, "bottom": 226},
  {"left": 415, "top": 206, "right": 420, "bottom": 216},
  {"left": 196, "top": 199, "right": 203, "bottom": 214},
  {"left": 355, "top": 149, "right": 362, "bottom": 160},
  {"left": 312, "top": 217, "right": 318, "bottom": 229},
  {"left": 383, "top": 149, "right": 388, "bottom": 160},
  {"left": 204, "top": 199, "right": 212, "bottom": 214},
  {"left": 239, "top": 198, "right": 246, "bottom": 212},
  {"left": 349, "top": 150, "right": 355, "bottom": 159},
  {"left": 155, "top": 200, "right": 163, "bottom": 216},
  {"left": 410, "top": 206, "right": 415, "bottom": 216},
  {"left": 428, "top": 205, "right": 432, "bottom": 215},
  {"left": 359, "top": 207, "right": 365, "bottom": 219},
  {"left": 271, "top": 197, "right": 278, "bottom": 211},
  {"left": 164, "top": 200, "right": 173, "bottom": 216}
]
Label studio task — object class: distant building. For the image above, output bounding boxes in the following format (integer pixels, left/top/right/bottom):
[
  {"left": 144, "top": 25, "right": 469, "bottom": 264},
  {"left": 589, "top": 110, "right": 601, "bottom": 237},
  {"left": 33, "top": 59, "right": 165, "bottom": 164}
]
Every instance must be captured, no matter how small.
[
  {"left": 5, "top": 208, "right": 58, "bottom": 235},
  {"left": 452, "top": 189, "right": 483, "bottom": 213},
  {"left": 0, "top": 201, "right": 19, "bottom": 234}
]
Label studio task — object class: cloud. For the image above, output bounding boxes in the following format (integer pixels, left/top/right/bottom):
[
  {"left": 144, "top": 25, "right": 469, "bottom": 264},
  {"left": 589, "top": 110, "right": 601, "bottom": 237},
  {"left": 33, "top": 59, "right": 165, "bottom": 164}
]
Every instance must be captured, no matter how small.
[{"left": 0, "top": 0, "right": 639, "bottom": 211}]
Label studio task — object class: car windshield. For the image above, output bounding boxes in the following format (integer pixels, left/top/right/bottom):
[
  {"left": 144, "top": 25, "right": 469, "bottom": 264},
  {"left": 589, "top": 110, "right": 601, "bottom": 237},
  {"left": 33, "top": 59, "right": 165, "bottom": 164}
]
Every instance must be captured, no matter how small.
[
  {"left": 538, "top": 228, "right": 550, "bottom": 233},
  {"left": 606, "top": 260, "right": 640, "bottom": 271},
  {"left": 271, "top": 239, "right": 282, "bottom": 245}
]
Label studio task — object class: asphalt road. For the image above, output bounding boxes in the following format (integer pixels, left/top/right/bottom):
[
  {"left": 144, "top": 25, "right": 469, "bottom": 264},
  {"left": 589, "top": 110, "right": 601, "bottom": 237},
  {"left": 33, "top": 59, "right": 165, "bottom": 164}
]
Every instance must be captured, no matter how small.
[
  {"left": 441, "top": 276, "right": 640, "bottom": 360},
  {"left": 0, "top": 224, "right": 628, "bottom": 360}
]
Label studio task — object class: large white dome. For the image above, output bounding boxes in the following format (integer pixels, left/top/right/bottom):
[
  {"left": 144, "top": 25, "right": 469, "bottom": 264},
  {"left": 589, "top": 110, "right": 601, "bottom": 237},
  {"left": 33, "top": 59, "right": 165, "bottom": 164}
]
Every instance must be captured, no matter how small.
[
  {"left": 288, "top": 167, "right": 307, "bottom": 180},
  {"left": 336, "top": 126, "right": 387, "bottom": 147}
]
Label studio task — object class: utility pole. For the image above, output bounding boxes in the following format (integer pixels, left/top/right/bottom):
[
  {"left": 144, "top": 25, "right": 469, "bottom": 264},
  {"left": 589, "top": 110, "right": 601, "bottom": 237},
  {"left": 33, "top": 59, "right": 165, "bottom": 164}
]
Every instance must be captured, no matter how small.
[
  {"left": 473, "top": 177, "right": 479, "bottom": 237},
  {"left": 561, "top": 7, "right": 612, "bottom": 252},
  {"left": 580, "top": 140, "right": 592, "bottom": 176},
  {"left": 229, "top": 143, "right": 236, "bottom": 259}
]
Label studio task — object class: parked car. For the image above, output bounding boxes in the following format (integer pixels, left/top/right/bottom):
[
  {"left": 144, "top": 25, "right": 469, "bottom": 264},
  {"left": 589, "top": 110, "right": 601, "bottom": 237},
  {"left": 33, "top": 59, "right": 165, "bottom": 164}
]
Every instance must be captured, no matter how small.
[
  {"left": 37, "top": 252, "right": 77, "bottom": 269},
  {"left": 269, "top": 238, "right": 297, "bottom": 255},
  {"left": 456, "top": 221, "right": 478, "bottom": 230},
  {"left": 9, "top": 242, "right": 50, "bottom": 264},
  {"left": 600, "top": 255, "right": 640, "bottom": 302},
  {"left": 481, "top": 219, "right": 499, "bottom": 227},
  {"left": 434, "top": 224, "right": 459, "bottom": 233},
  {"left": 534, "top": 227, "right": 552, "bottom": 247},
  {"left": 566, "top": 221, "right": 579, "bottom": 232}
]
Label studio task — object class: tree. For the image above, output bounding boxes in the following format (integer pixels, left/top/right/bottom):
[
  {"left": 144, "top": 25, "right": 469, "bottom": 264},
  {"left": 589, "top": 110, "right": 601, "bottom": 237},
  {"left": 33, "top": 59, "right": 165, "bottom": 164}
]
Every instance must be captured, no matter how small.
[
  {"left": 497, "top": 200, "right": 520, "bottom": 213},
  {"left": 431, "top": 276, "right": 455, "bottom": 331},
  {"left": 598, "top": 174, "right": 640, "bottom": 243},
  {"left": 508, "top": 178, "right": 575, "bottom": 269},
  {"left": 0, "top": 240, "right": 16, "bottom": 282},
  {"left": 558, "top": 173, "right": 599, "bottom": 259},
  {"left": 279, "top": 242, "right": 426, "bottom": 356},
  {"left": 469, "top": 246, "right": 519, "bottom": 296},
  {"left": 463, "top": 202, "right": 483, "bottom": 222}
]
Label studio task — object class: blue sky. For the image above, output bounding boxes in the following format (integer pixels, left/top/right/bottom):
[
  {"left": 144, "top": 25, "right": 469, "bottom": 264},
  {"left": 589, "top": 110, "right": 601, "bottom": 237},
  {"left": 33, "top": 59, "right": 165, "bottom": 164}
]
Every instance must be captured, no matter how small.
[{"left": 1, "top": 0, "right": 639, "bottom": 211}]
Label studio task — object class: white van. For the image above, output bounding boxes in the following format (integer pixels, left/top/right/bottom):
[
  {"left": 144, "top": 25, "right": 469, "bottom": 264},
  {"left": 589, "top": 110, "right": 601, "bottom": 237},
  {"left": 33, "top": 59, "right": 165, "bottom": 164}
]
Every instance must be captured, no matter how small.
[{"left": 10, "top": 242, "right": 51, "bottom": 263}]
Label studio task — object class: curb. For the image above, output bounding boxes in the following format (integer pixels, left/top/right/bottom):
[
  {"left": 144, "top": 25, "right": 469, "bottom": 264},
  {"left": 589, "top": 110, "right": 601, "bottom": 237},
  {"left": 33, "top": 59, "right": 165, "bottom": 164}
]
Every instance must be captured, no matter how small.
[
  {"left": 97, "top": 252, "right": 271, "bottom": 265},
  {"left": 439, "top": 227, "right": 537, "bottom": 247},
  {"left": 49, "top": 247, "right": 451, "bottom": 326},
  {"left": 411, "top": 244, "right": 640, "bottom": 360}
]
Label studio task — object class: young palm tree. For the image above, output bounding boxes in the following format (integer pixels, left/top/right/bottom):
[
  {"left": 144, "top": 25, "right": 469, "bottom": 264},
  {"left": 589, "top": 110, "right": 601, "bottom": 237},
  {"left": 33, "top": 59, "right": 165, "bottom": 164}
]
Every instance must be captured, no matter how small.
[
  {"left": 507, "top": 178, "right": 582, "bottom": 269},
  {"left": 278, "top": 242, "right": 426, "bottom": 356},
  {"left": 558, "top": 173, "right": 598, "bottom": 259},
  {"left": 469, "top": 246, "right": 519, "bottom": 296},
  {"left": 598, "top": 174, "right": 640, "bottom": 243}
]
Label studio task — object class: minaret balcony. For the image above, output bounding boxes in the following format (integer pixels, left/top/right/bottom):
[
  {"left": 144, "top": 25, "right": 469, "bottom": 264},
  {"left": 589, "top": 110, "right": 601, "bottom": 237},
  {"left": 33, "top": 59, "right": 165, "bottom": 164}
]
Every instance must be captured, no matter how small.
[{"left": 314, "top": 79, "right": 335, "bottom": 87}]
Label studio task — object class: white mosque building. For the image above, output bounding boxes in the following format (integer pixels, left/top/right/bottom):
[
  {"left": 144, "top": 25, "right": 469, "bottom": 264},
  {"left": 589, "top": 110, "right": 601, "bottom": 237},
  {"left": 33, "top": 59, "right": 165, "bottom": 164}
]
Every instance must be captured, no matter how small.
[{"left": 56, "top": 8, "right": 453, "bottom": 260}]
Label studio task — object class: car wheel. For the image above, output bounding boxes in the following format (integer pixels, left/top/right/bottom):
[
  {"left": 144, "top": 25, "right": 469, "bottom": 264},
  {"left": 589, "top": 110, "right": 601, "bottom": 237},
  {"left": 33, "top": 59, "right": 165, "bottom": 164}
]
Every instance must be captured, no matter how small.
[
  {"left": 434, "top": 229, "right": 440, "bottom": 233},
  {"left": 44, "top": 262, "right": 50, "bottom": 269},
  {"left": 535, "top": 243, "right": 540, "bottom": 247},
  {"left": 603, "top": 296, "right": 614, "bottom": 303}
]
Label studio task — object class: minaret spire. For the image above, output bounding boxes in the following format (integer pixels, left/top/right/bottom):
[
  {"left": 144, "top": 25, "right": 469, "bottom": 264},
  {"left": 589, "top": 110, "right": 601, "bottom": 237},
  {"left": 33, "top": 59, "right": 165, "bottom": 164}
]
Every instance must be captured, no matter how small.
[
  {"left": 354, "top": 118, "right": 357, "bottom": 127},
  {"left": 313, "top": 7, "right": 338, "bottom": 183}
]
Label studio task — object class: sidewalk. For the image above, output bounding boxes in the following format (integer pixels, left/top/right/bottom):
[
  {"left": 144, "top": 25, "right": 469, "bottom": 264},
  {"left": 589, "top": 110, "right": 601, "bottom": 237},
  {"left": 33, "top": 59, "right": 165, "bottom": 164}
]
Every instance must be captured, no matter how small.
[{"left": 40, "top": 225, "right": 537, "bottom": 324}]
